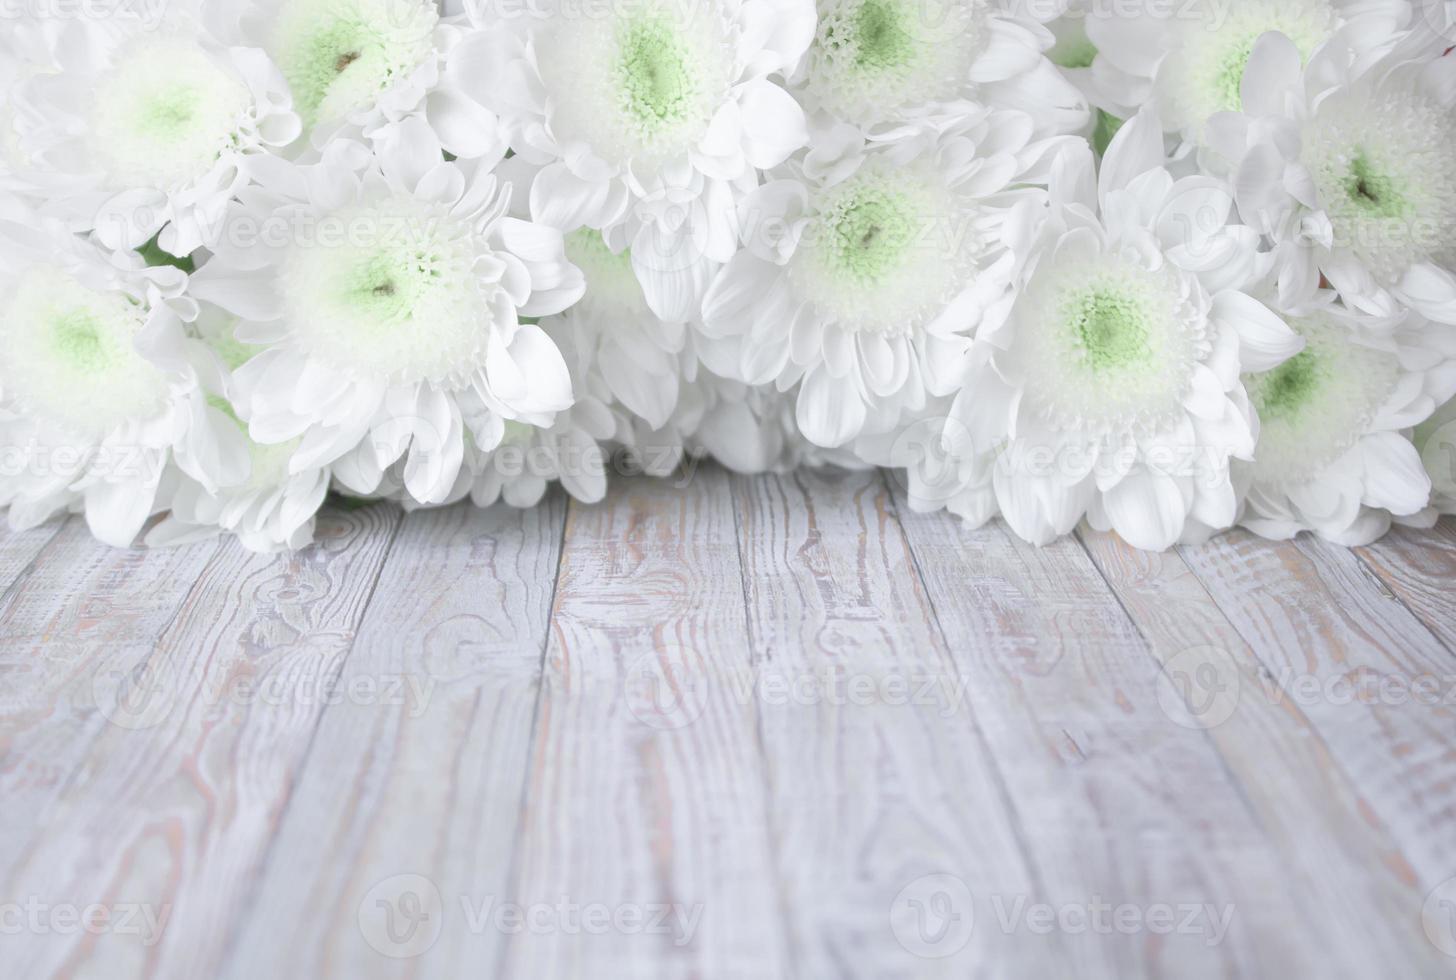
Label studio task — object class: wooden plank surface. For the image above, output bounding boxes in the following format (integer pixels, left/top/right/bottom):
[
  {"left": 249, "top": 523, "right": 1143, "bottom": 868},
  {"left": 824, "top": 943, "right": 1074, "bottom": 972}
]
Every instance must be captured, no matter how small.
[
  {"left": 1, "top": 482, "right": 1453, "bottom": 980},
  {"left": 503, "top": 468, "right": 790, "bottom": 980},
  {"left": 1077, "top": 527, "right": 1445, "bottom": 976},
  {"left": 218, "top": 497, "right": 565, "bottom": 980},
  {"left": 1178, "top": 529, "right": 1456, "bottom": 897},
  {"left": 731, "top": 468, "right": 1043, "bottom": 978},
  {"left": 891, "top": 486, "right": 1316, "bottom": 979}
]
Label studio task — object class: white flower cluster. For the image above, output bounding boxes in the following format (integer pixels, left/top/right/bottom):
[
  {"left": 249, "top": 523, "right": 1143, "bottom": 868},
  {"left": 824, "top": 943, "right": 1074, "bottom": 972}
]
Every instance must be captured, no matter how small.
[{"left": 1, "top": 0, "right": 1453, "bottom": 553}]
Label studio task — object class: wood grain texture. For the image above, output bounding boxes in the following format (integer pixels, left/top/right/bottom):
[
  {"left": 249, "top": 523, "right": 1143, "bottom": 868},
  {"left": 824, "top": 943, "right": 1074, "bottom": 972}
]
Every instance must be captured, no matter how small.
[
  {"left": 1, "top": 503, "right": 402, "bottom": 980},
  {"left": 0, "top": 518, "right": 225, "bottom": 890},
  {"left": 1178, "top": 529, "right": 1456, "bottom": 899},
  {"left": 3, "top": 473, "right": 1456, "bottom": 980},
  {"left": 217, "top": 497, "right": 565, "bottom": 980},
  {"left": 732, "top": 468, "right": 1044, "bottom": 979},
  {"left": 1355, "top": 518, "right": 1456, "bottom": 651},
  {"left": 0, "top": 516, "right": 68, "bottom": 596},
  {"left": 891, "top": 488, "right": 1313, "bottom": 979},
  {"left": 1078, "top": 526, "right": 1445, "bottom": 976},
  {"left": 504, "top": 469, "right": 789, "bottom": 980}
]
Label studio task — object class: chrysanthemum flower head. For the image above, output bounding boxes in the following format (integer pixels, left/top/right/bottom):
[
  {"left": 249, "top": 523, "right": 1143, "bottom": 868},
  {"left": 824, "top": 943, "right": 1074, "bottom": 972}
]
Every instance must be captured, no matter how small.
[
  {"left": 0, "top": 214, "right": 240, "bottom": 545},
  {"left": 463, "top": 0, "right": 815, "bottom": 322},
  {"left": 11, "top": 13, "right": 302, "bottom": 257},
  {"left": 1205, "top": 31, "right": 1456, "bottom": 315},
  {"left": 191, "top": 119, "right": 584, "bottom": 506},
  {"left": 699, "top": 109, "right": 1071, "bottom": 448},
  {"left": 1236, "top": 303, "right": 1456, "bottom": 543},
  {"left": 796, "top": 0, "right": 1089, "bottom": 135},
  {"left": 940, "top": 108, "right": 1303, "bottom": 550},
  {"left": 1071, "top": 0, "right": 1414, "bottom": 143}
]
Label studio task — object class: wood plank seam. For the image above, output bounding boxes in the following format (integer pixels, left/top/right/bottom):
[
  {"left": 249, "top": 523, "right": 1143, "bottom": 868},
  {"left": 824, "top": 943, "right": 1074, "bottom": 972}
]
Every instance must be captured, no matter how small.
[
  {"left": 490, "top": 489, "right": 571, "bottom": 979},
  {"left": 203, "top": 505, "right": 406, "bottom": 977},
  {"left": 1069, "top": 524, "right": 1302, "bottom": 843},
  {"left": 725, "top": 472, "right": 809, "bottom": 980},
  {"left": 875, "top": 469, "right": 1056, "bottom": 906},
  {"left": 1344, "top": 544, "right": 1456, "bottom": 656}
]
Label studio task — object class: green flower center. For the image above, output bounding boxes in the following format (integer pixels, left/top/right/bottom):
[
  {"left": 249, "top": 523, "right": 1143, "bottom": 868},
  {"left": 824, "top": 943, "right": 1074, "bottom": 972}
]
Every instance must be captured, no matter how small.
[
  {"left": 1343, "top": 151, "right": 1409, "bottom": 219},
  {"left": 0, "top": 268, "right": 169, "bottom": 436},
  {"left": 134, "top": 88, "right": 200, "bottom": 141},
  {"left": 286, "top": 20, "right": 372, "bottom": 123},
  {"left": 273, "top": 0, "right": 437, "bottom": 127},
  {"left": 1212, "top": 35, "right": 1261, "bottom": 114},
  {"left": 1250, "top": 349, "right": 1322, "bottom": 422},
  {"left": 50, "top": 310, "right": 109, "bottom": 374},
  {"left": 616, "top": 17, "right": 699, "bottom": 130},
  {"left": 822, "top": 187, "right": 916, "bottom": 286},
  {"left": 1067, "top": 289, "right": 1153, "bottom": 372},
  {"left": 851, "top": 0, "right": 914, "bottom": 70}
]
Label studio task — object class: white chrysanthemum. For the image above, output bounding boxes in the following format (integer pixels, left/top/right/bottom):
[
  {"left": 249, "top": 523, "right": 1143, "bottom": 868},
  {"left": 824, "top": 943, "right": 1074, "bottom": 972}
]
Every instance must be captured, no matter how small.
[
  {"left": 0, "top": 216, "right": 239, "bottom": 546},
  {"left": 146, "top": 309, "right": 330, "bottom": 553},
  {"left": 12, "top": 16, "right": 301, "bottom": 257},
  {"left": 698, "top": 109, "right": 1070, "bottom": 448},
  {"left": 796, "top": 0, "right": 1089, "bottom": 133},
  {"left": 463, "top": 0, "right": 815, "bottom": 322},
  {"left": 191, "top": 121, "right": 584, "bottom": 508},
  {"left": 1237, "top": 306, "right": 1456, "bottom": 543},
  {"left": 225, "top": 0, "right": 505, "bottom": 158},
  {"left": 1206, "top": 33, "right": 1456, "bottom": 315},
  {"left": 1076, "top": 0, "right": 1413, "bottom": 141},
  {"left": 936, "top": 110, "right": 1303, "bottom": 550}
]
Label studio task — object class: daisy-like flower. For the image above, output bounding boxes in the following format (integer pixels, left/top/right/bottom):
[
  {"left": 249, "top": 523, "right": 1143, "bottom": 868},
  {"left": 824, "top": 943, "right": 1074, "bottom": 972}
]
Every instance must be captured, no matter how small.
[
  {"left": 191, "top": 119, "right": 584, "bottom": 508},
  {"left": 0, "top": 213, "right": 241, "bottom": 546},
  {"left": 145, "top": 308, "right": 331, "bottom": 553},
  {"left": 795, "top": 0, "right": 1089, "bottom": 134},
  {"left": 222, "top": 0, "right": 503, "bottom": 157},
  {"left": 11, "top": 12, "right": 302, "bottom": 257},
  {"left": 1236, "top": 304, "right": 1456, "bottom": 543},
  {"left": 1072, "top": 0, "right": 1413, "bottom": 143},
  {"left": 698, "top": 109, "right": 1069, "bottom": 449},
  {"left": 462, "top": 0, "right": 816, "bottom": 322},
  {"left": 942, "top": 110, "right": 1304, "bottom": 550},
  {"left": 1206, "top": 33, "right": 1456, "bottom": 315}
]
